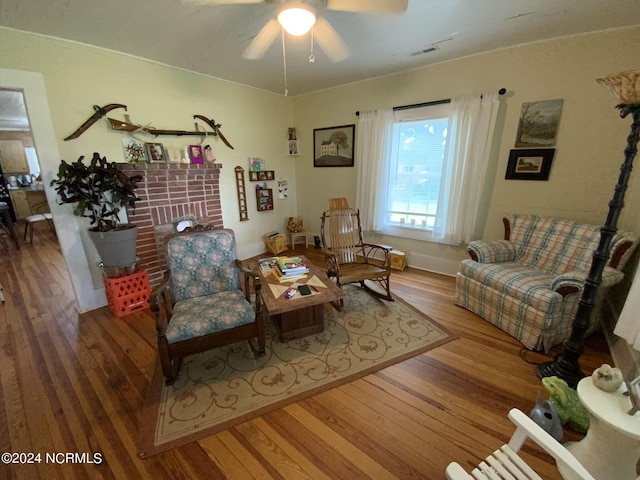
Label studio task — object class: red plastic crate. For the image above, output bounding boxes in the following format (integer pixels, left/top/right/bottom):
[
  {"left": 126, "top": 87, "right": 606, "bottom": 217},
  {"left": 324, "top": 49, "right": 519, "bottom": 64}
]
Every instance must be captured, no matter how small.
[{"left": 104, "top": 270, "right": 151, "bottom": 318}]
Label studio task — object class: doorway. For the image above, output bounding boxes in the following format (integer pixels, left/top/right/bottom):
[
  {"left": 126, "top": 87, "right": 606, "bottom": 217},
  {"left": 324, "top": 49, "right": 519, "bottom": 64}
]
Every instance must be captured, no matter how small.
[
  {"left": 0, "top": 68, "right": 107, "bottom": 313},
  {"left": 0, "top": 89, "right": 44, "bottom": 222}
]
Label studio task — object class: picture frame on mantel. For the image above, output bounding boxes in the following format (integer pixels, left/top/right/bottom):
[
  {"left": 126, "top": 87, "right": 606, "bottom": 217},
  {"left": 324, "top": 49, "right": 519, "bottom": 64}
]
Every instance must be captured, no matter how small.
[
  {"left": 145, "top": 142, "right": 167, "bottom": 163},
  {"left": 505, "top": 148, "right": 555, "bottom": 181},
  {"left": 188, "top": 144, "right": 204, "bottom": 164},
  {"left": 313, "top": 124, "right": 355, "bottom": 167}
]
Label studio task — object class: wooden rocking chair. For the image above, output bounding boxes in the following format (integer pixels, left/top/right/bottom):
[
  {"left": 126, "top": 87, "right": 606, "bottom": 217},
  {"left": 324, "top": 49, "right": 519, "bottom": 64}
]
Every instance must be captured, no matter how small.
[{"left": 320, "top": 203, "right": 393, "bottom": 309}]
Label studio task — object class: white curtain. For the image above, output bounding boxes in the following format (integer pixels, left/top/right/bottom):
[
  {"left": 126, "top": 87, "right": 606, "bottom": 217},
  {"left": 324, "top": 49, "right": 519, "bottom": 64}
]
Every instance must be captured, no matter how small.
[
  {"left": 355, "top": 108, "right": 394, "bottom": 231},
  {"left": 614, "top": 262, "right": 640, "bottom": 350},
  {"left": 432, "top": 92, "right": 500, "bottom": 245}
]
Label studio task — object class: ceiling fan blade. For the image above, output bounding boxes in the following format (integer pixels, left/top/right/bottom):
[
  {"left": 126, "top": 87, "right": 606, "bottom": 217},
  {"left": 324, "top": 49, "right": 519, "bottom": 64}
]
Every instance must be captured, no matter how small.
[
  {"left": 313, "top": 18, "right": 349, "bottom": 62},
  {"left": 243, "top": 18, "right": 281, "bottom": 60},
  {"left": 182, "top": 0, "right": 263, "bottom": 4},
  {"left": 326, "top": 0, "right": 408, "bottom": 14}
]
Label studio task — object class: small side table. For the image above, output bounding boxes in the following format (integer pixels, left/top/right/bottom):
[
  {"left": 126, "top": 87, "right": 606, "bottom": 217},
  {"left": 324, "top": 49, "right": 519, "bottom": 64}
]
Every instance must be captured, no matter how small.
[
  {"left": 558, "top": 377, "right": 640, "bottom": 480},
  {"left": 290, "top": 231, "right": 311, "bottom": 249}
]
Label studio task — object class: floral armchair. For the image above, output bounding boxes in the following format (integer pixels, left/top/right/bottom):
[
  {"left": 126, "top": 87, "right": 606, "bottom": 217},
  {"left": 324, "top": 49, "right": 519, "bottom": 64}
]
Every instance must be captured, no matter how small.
[{"left": 150, "top": 227, "right": 265, "bottom": 385}]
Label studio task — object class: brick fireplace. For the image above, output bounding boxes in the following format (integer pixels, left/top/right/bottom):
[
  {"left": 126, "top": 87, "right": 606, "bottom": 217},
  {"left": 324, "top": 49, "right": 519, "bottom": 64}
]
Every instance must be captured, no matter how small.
[{"left": 116, "top": 162, "right": 223, "bottom": 287}]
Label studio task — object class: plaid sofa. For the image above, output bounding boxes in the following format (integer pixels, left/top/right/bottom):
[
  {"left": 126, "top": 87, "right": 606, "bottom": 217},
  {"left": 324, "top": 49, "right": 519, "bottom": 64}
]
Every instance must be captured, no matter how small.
[{"left": 454, "top": 214, "right": 638, "bottom": 351}]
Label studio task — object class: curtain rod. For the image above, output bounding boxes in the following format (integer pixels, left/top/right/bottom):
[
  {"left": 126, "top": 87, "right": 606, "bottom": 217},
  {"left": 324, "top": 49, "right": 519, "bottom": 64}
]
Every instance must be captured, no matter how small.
[{"left": 355, "top": 88, "right": 507, "bottom": 116}]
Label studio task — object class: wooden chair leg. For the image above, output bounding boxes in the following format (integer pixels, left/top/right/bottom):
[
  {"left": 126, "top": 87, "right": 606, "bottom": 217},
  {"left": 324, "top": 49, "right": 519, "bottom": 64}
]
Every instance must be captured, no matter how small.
[{"left": 164, "top": 358, "right": 182, "bottom": 386}]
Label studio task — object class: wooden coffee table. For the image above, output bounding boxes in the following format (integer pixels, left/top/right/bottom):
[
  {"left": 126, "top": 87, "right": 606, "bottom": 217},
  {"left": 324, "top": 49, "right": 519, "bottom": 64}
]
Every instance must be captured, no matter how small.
[{"left": 246, "top": 255, "right": 345, "bottom": 341}]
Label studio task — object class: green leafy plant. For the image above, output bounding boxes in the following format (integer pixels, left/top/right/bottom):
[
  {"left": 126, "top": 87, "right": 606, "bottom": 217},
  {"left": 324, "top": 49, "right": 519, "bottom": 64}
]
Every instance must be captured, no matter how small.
[{"left": 50, "top": 152, "right": 143, "bottom": 232}]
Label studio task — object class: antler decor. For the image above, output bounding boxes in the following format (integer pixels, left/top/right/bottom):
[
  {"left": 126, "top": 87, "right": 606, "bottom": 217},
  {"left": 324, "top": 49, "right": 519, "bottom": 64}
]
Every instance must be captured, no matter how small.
[
  {"left": 63, "top": 103, "right": 128, "bottom": 141},
  {"left": 63, "top": 103, "right": 234, "bottom": 149}
]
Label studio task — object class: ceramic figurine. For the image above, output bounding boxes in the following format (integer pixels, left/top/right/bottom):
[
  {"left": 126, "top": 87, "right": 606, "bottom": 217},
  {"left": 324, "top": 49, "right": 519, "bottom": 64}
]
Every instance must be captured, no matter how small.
[
  {"left": 592, "top": 363, "right": 624, "bottom": 393},
  {"left": 530, "top": 391, "right": 563, "bottom": 441},
  {"left": 542, "top": 376, "right": 590, "bottom": 433}
]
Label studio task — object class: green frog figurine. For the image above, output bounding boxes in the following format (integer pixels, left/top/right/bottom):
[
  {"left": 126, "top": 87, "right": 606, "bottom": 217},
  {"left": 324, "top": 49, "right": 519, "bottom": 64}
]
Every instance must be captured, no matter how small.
[{"left": 541, "top": 376, "right": 590, "bottom": 433}]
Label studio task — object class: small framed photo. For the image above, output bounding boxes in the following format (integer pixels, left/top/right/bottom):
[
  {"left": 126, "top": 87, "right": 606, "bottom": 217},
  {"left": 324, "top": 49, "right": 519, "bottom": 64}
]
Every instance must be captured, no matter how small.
[
  {"left": 288, "top": 140, "right": 299, "bottom": 156},
  {"left": 165, "top": 146, "right": 182, "bottom": 163},
  {"left": 189, "top": 145, "right": 204, "bottom": 164},
  {"left": 122, "top": 138, "right": 147, "bottom": 164},
  {"left": 505, "top": 148, "right": 555, "bottom": 181},
  {"left": 145, "top": 142, "right": 167, "bottom": 163}
]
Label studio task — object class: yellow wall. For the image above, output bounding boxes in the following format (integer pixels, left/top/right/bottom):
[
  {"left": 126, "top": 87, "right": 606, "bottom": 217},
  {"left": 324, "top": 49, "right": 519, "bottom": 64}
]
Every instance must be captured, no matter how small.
[
  {"left": 292, "top": 26, "right": 640, "bottom": 275},
  {"left": 2, "top": 25, "right": 640, "bottom": 310},
  {"left": 0, "top": 28, "right": 296, "bottom": 311}
]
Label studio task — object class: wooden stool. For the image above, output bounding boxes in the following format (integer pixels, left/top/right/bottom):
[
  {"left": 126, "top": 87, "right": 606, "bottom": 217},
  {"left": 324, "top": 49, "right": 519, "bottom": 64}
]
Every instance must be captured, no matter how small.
[
  {"left": 290, "top": 231, "right": 311, "bottom": 249},
  {"left": 0, "top": 202, "right": 19, "bottom": 250}
]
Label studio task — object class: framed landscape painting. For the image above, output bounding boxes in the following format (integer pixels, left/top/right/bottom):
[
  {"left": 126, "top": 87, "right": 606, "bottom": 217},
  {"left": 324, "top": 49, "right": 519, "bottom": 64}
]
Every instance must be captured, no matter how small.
[{"left": 515, "top": 99, "right": 563, "bottom": 148}]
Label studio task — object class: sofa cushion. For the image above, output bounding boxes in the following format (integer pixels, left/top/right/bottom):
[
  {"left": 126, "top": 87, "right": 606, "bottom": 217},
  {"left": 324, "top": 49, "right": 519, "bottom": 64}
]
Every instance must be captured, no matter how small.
[{"left": 459, "top": 259, "right": 562, "bottom": 312}]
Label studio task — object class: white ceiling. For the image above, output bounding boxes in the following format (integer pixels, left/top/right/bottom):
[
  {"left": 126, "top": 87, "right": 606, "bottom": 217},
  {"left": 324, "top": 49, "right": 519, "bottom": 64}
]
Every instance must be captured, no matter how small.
[{"left": 1, "top": 0, "right": 640, "bottom": 102}]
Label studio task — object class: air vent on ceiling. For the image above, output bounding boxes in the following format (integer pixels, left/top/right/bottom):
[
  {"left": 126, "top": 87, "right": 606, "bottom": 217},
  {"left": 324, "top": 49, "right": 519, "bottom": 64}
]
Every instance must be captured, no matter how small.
[{"left": 411, "top": 46, "right": 438, "bottom": 56}]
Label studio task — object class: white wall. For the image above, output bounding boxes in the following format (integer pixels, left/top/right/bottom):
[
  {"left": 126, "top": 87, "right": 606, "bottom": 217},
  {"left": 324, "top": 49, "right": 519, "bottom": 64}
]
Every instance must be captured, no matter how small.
[
  {"left": 292, "top": 26, "right": 640, "bottom": 276},
  {"left": 0, "top": 28, "right": 296, "bottom": 312}
]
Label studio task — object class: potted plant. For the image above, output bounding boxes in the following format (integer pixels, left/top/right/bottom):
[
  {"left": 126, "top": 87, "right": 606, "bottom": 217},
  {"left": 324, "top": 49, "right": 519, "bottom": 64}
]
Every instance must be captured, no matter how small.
[{"left": 50, "top": 152, "right": 143, "bottom": 268}]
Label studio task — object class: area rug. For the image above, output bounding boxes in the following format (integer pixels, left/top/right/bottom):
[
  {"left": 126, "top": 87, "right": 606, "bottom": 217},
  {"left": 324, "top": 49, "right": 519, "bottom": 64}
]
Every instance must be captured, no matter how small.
[{"left": 138, "top": 285, "right": 454, "bottom": 457}]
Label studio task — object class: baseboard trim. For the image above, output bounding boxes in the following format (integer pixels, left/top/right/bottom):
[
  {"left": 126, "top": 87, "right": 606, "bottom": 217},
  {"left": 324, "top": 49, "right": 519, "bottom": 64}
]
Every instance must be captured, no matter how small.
[{"left": 405, "top": 251, "right": 458, "bottom": 277}]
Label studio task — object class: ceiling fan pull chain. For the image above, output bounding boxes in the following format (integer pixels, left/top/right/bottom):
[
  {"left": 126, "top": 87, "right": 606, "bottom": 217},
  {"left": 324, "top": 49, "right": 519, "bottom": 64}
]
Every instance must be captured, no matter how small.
[
  {"left": 281, "top": 28, "right": 288, "bottom": 96},
  {"left": 309, "top": 27, "right": 315, "bottom": 63}
]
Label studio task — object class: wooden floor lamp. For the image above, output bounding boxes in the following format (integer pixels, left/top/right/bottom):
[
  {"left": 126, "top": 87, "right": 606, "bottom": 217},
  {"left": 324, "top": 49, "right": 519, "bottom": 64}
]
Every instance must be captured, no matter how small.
[{"left": 537, "top": 70, "right": 640, "bottom": 388}]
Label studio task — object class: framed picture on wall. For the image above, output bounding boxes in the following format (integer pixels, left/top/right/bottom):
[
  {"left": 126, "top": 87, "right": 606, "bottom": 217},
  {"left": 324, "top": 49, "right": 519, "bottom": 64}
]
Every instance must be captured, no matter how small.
[
  {"left": 515, "top": 99, "right": 564, "bottom": 148},
  {"left": 313, "top": 124, "right": 355, "bottom": 167},
  {"left": 505, "top": 148, "right": 555, "bottom": 180}
]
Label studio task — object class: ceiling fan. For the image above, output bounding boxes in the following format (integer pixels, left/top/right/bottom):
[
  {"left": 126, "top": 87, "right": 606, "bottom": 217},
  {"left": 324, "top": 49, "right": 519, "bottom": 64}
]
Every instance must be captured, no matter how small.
[{"left": 186, "top": 0, "right": 408, "bottom": 62}]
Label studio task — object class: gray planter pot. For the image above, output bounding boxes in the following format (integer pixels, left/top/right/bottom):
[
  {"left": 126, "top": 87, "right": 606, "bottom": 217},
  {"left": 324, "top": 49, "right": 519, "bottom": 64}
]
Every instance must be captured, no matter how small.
[{"left": 88, "top": 224, "right": 138, "bottom": 267}]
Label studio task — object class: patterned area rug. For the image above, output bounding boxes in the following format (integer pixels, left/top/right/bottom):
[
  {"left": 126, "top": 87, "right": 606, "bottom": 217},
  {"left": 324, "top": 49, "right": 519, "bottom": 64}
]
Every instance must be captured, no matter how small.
[{"left": 138, "top": 286, "right": 454, "bottom": 457}]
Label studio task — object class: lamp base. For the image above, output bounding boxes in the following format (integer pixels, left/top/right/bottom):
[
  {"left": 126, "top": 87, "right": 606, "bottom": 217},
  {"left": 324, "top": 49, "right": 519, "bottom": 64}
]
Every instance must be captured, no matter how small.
[{"left": 536, "top": 357, "right": 585, "bottom": 389}]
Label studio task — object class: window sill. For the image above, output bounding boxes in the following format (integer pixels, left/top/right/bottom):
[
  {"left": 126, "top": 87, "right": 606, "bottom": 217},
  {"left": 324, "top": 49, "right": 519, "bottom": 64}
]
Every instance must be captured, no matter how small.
[{"left": 376, "top": 225, "right": 461, "bottom": 246}]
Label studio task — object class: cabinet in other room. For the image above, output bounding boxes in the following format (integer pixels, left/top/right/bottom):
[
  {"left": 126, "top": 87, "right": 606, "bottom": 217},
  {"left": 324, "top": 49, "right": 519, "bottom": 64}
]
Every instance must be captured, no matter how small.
[
  {"left": 9, "top": 189, "right": 30, "bottom": 219},
  {"left": 0, "top": 140, "right": 29, "bottom": 173},
  {"left": 9, "top": 189, "right": 47, "bottom": 220}
]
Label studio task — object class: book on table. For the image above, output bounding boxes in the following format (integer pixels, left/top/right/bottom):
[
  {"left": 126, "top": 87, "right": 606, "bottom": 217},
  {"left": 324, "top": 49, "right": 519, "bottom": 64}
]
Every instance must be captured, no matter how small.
[
  {"left": 275, "top": 256, "right": 309, "bottom": 276},
  {"left": 270, "top": 267, "right": 307, "bottom": 283}
]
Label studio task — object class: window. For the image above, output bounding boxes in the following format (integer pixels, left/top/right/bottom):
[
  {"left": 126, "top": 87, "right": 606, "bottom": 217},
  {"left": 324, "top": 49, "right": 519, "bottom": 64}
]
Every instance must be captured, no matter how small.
[{"left": 381, "top": 103, "right": 450, "bottom": 242}]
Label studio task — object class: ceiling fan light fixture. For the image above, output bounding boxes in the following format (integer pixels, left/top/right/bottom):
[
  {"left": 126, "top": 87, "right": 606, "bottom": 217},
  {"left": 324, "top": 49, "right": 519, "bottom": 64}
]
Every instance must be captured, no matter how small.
[{"left": 277, "top": 7, "right": 316, "bottom": 36}]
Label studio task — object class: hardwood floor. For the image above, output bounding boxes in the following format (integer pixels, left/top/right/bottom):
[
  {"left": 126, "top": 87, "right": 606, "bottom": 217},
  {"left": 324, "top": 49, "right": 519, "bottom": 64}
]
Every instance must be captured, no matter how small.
[{"left": 0, "top": 228, "right": 612, "bottom": 479}]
